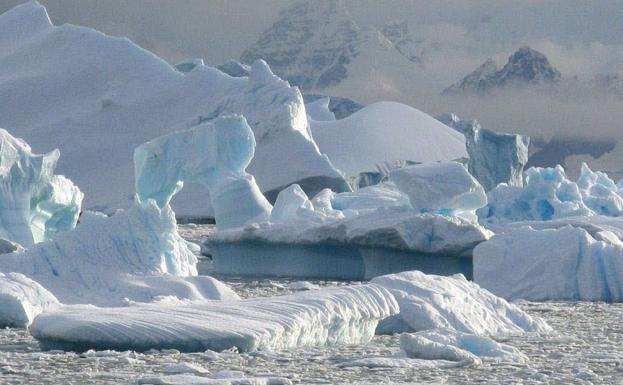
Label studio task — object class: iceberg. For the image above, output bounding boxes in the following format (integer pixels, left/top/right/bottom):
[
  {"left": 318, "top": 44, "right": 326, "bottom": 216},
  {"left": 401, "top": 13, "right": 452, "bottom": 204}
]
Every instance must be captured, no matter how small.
[
  {"left": 29, "top": 284, "right": 398, "bottom": 352},
  {"left": 372, "top": 270, "right": 551, "bottom": 335},
  {"left": 389, "top": 162, "right": 487, "bottom": 218},
  {"left": 438, "top": 114, "right": 530, "bottom": 191},
  {"left": 0, "top": 129, "right": 83, "bottom": 246},
  {"left": 0, "top": 201, "right": 239, "bottom": 306},
  {"left": 310, "top": 102, "right": 467, "bottom": 179},
  {"left": 474, "top": 225, "right": 623, "bottom": 301},
  {"left": 0, "top": 272, "right": 59, "bottom": 328},
  {"left": 400, "top": 329, "right": 528, "bottom": 365},
  {"left": 304, "top": 97, "right": 336, "bottom": 121},
  {"left": 0, "top": 1, "right": 347, "bottom": 218},
  {"left": 480, "top": 163, "right": 623, "bottom": 224},
  {"left": 135, "top": 116, "right": 272, "bottom": 229}
]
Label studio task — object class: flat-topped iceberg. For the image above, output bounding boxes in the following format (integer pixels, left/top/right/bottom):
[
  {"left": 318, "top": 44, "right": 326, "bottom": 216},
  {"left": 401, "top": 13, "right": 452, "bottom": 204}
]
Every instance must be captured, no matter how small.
[
  {"left": 480, "top": 163, "right": 623, "bottom": 224},
  {"left": 474, "top": 224, "right": 623, "bottom": 301},
  {"left": 30, "top": 284, "right": 398, "bottom": 352},
  {"left": 0, "top": 1, "right": 347, "bottom": 217},
  {"left": 0, "top": 129, "right": 82, "bottom": 246}
]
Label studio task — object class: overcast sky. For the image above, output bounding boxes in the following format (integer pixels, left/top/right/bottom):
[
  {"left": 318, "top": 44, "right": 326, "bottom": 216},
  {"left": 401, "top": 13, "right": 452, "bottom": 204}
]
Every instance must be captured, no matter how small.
[{"left": 1, "top": 0, "right": 622, "bottom": 140}]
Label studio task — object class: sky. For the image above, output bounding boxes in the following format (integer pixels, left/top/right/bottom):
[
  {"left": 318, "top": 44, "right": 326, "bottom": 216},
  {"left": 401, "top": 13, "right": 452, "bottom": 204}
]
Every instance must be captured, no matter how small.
[{"left": 1, "top": 0, "right": 622, "bottom": 140}]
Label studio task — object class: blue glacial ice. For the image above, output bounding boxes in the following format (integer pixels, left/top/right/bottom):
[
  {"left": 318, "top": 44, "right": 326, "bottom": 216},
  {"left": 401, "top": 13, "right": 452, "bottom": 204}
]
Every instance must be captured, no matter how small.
[
  {"left": 438, "top": 113, "right": 530, "bottom": 191},
  {"left": 135, "top": 115, "right": 272, "bottom": 230},
  {"left": 0, "top": 128, "right": 83, "bottom": 247},
  {"left": 480, "top": 163, "right": 623, "bottom": 224}
]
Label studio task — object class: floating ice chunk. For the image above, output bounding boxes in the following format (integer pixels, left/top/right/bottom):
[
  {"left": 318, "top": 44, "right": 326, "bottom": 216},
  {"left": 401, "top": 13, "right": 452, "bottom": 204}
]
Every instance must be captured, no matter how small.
[
  {"left": 161, "top": 362, "right": 210, "bottom": 375},
  {"left": 372, "top": 270, "right": 551, "bottom": 335},
  {"left": 0, "top": 272, "right": 59, "bottom": 328},
  {"left": 389, "top": 162, "right": 487, "bottom": 217},
  {"left": 269, "top": 184, "right": 325, "bottom": 223},
  {"left": 474, "top": 225, "right": 623, "bottom": 301},
  {"left": 400, "top": 329, "right": 528, "bottom": 364},
  {"left": 134, "top": 116, "right": 272, "bottom": 229},
  {"left": 0, "top": 129, "right": 83, "bottom": 246},
  {"left": 0, "top": 200, "right": 238, "bottom": 305},
  {"left": 30, "top": 284, "right": 398, "bottom": 352},
  {"left": 305, "top": 97, "right": 336, "bottom": 121},
  {"left": 440, "top": 113, "right": 530, "bottom": 191}
]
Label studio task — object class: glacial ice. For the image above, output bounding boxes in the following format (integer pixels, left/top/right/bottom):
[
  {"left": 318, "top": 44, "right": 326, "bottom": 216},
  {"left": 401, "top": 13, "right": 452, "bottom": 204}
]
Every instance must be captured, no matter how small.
[
  {"left": 135, "top": 116, "right": 272, "bottom": 229},
  {"left": 0, "top": 129, "right": 83, "bottom": 246},
  {"left": 0, "top": 272, "right": 59, "bottom": 328},
  {"left": 372, "top": 271, "right": 551, "bottom": 335},
  {"left": 0, "top": 1, "right": 347, "bottom": 217},
  {"left": 478, "top": 164, "right": 623, "bottom": 224},
  {"left": 310, "top": 102, "right": 467, "bottom": 178},
  {"left": 29, "top": 284, "right": 398, "bottom": 352},
  {"left": 305, "top": 97, "right": 336, "bottom": 121},
  {"left": 0, "top": 200, "right": 239, "bottom": 306},
  {"left": 400, "top": 329, "right": 528, "bottom": 364},
  {"left": 389, "top": 162, "right": 487, "bottom": 218},
  {"left": 438, "top": 114, "right": 530, "bottom": 191},
  {"left": 474, "top": 225, "right": 623, "bottom": 301}
]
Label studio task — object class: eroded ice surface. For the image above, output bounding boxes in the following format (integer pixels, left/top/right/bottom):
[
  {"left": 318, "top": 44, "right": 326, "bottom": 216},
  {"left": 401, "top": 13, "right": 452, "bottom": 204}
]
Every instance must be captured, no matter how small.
[
  {"left": 0, "top": 129, "right": 82, "bottom": 246},
  {"left": 30, "top": 285, "right": 398, "bottom": 353},
  {"left": 135, "top": 116, "right": 272, "bottom": 229},
  {"left": 372, "top": 271, "right": 551, "bottom": 335}
]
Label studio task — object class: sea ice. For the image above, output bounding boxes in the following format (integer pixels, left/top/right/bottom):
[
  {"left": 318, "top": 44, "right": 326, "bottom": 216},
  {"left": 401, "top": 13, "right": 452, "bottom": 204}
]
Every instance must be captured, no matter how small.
[
  {"left": 135, "top": 116, "right": 272, "bottom": 229},
  {"left": 400, "top": 329, "right": 528, "bottom": 364},
  {"left": 372, "top": 270, "right": 551, "bottom": 335},
  {"left": 0, "top": 272, "right": 59, "bottom": 328},
  {"left": 29, "top": 285, "right": 398, "bottom": 352},
  {"left": 0, "top": 129, "right": 82, "bottom": 246},
  {"left": 474, "top": 225, "right": 623, "bottom": 301},
  {"left": 137, "top": 374, "right": 291, "bottom": 385}
]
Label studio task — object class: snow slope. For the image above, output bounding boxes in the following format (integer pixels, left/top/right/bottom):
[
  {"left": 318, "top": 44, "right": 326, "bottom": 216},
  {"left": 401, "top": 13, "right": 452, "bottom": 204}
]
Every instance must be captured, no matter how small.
[
  {"left": 30, "top": 284, "right": 398, "bottom": 352},
  {"left": 0, "top": 1, "right": 346, "bottom": 217},
  {"left": 311, "top": 102, "right": 467, "bottom": 177}
]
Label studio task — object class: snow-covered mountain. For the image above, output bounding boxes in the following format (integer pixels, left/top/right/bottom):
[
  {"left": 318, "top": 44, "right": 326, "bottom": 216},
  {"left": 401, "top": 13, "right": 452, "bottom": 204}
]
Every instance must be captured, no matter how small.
[
  {"left": 0, "top": 1, "right": 348, "bottom": 217},
  {"left": 444, "top": 47, "right": 561, "bottom": 95},
  {"left": 239, "top": 0, "right": 424, "bottom": 97}
]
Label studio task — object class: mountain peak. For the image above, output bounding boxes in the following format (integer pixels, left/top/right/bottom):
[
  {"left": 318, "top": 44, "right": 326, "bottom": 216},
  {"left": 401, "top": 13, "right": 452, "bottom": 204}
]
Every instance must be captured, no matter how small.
[{"left": 444, "top": 47, "right": 560, "bottom": 95}]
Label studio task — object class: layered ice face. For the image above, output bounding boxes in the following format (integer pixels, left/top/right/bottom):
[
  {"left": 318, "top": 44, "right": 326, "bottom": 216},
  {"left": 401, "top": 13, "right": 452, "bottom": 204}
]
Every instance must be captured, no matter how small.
[
  {"left": 134, "top": 116, "right": 272, "bottom": 229},
  {"left": 0, "top": 129, "right": 83, "bottom": 246}
]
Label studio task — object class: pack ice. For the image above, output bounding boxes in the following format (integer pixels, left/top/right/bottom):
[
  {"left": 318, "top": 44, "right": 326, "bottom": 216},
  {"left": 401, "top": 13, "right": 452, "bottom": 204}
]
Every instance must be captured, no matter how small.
[
  {"left": 0, "top": 129, "right": 82, "bottom": 247},
  {"left": 0, "top": 1, "right": 347, "bottom": 217}
]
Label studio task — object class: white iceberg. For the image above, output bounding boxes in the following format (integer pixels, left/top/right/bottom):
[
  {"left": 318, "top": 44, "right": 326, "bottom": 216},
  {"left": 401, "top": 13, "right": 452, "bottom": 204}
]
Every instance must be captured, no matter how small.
[
  {"left": 372, "top": 270, "right": 551, "bottom": 335},
  {"left": 29, "top": 284, "right": 398, "bottom": 352},
  {"left": 135, "top": 115, "right": 272, "bottom": 230},
  {"left": 0, "top": 1, "right": 347, "bottom": 218},
  {"left": 310, "top": 102, "right": 467, "bottom": 179},
  {"left": 474, "top": 225, "right": 623, "bottom": 301},
  {"left": 0, "top": 128, "right": 82, "bottom": 246},
  {"left": 400, "top": 329, "right": 528, "bottom": 365},
  {"left": 0, "top": 272, "right": 59, "bottom": 328},
  {"left": 305, "top": 97, "right": 336, "bottom": 121},
  {"left": 389, "top": 162, "right": 487, "bottom": 218}
]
